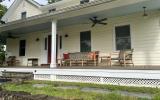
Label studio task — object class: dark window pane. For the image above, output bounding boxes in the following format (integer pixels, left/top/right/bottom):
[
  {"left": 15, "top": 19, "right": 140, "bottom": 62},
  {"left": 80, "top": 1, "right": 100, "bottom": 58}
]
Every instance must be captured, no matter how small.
[
  {"left": 80, "top": 31, "right": 91, "bottom": 52},
  {"left": 19, "top": 40, "right": 26, "bottom": 56},
  {"left": 116, "top": 25, "right": 130, "bottom": 37},
  {"left": 45, "top": 38, "right": 47, "bottom": 50},
  {"left": 80, "top": 0, "right": 89, "bottom": 4},
  {"left": 115, "top": 25, "right": 131, "bottom": 50},
  {"left": 21, "top": 12, "right": 26, "bottom": 19},
  {"left": 59, "top": 36, "right": 62, "bottom": 49}
]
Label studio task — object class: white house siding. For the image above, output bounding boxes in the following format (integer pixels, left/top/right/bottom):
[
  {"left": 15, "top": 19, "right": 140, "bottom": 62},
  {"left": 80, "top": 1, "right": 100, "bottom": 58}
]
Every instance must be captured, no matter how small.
[
  {"left": 6, "top": 31, "right": 50, "bottom": 66},
  {"left": 58, "top": 10, "right": 160, "bottom": 66},
  {"left": 7, "top": 0, "right": 42, "bottom": 22},
  {"left": 41, "top": 0, "right": 80, "bottom": 13},
  {"left": 6, "top": 10, "right": 160, "bottom": 66}
]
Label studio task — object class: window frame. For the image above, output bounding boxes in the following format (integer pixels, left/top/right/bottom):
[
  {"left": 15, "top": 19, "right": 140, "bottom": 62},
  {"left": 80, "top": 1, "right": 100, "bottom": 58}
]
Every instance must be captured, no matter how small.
[{"left": 113, "top": 24, "right": 133, "bottom": 51}]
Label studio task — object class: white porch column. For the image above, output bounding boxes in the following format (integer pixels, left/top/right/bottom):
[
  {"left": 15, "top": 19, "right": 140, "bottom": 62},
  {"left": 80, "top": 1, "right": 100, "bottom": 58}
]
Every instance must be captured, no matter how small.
[{"left": 50, "top": 20, "right": 57, "bottom": 68}]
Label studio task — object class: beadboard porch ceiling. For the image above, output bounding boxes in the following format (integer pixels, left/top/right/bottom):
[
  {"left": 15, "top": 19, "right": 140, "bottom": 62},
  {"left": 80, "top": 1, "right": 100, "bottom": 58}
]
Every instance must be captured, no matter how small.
[{"left": 0, "top": 0, "right": 160, "bottom": 36}]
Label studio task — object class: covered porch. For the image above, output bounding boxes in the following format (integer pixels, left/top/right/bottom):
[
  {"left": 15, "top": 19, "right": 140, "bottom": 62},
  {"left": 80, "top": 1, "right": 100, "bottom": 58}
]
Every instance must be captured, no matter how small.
[{"left": 1, "top": 0, "right": 160, "bottom": 69}]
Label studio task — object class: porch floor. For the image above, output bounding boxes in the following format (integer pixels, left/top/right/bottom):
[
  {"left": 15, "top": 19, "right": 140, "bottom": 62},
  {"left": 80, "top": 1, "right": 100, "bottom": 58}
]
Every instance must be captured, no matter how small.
[{"left": 1, "top": 65, "right": 160, "bottom": 70}]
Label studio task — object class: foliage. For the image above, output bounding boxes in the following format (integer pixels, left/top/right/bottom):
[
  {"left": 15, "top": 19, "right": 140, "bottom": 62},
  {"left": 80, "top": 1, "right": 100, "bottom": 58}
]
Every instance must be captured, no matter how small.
[
  {"left": 0, "top": 4, "right": 7, "bottom": 19},
  {"left": 0, "top": 45, "right": 5, "bottom": 65},
  {"left": 0, "top": 4, "right": 7, "bottom": 65}
]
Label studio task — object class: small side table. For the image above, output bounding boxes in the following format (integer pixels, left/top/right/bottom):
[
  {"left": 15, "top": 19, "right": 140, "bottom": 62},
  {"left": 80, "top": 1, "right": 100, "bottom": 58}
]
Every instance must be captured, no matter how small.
[
  {"left": 99, "top": 56, "right": 111, "bottom": 67},
  {"left": 27, "top": 58, "right": 38, "bottom": 67}
]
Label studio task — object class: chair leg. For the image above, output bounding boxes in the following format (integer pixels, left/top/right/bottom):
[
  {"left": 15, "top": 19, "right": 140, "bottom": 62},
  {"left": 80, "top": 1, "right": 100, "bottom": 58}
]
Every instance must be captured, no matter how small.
[
  {"left": 131, "top": 60, "right": 134, "bottom": 67},
  {"left": 70, "top": 61, "right": 72, "bottom": 67},
  {"left": 82, "top": 60, "right": 84, "bottom": 67},
  {"left": 94, "top": 60, "right": 96, "bottom": 66},
  {"left": 124, "top": 61, "right": 126, "bottom": 67}
]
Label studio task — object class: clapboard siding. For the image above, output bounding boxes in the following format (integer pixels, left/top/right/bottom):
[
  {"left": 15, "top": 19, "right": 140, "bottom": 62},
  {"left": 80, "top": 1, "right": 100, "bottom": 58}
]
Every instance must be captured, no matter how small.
[
  {"left": 6, "top": 10, "right": 160, "bottom": 66},
  {"left": 7, "top": 0, "right": 42, "bottom": 22},
  {"left": 58, "top": 10, "right": 160, "bottom": 66}
]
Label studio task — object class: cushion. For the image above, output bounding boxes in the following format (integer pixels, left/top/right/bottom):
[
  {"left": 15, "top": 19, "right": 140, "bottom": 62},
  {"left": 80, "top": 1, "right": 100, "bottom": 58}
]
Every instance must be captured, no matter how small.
[
  {"left": 88, "top": 52, "right": 95, "bottom": 60},
  {"left": 63, "top": 53, "right": 69, "bottom": 60}
]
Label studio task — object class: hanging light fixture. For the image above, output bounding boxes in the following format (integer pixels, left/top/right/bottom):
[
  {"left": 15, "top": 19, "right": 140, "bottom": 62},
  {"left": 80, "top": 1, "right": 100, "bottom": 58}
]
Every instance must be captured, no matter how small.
[{"left": 143, "top": 6, "right": 148, "bottom": 17}]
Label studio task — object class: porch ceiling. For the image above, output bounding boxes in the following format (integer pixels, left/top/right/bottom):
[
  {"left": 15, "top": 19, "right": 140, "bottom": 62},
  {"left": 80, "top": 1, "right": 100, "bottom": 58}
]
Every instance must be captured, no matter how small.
[
  {"left": 0, "top": 0, "right": 160, "bottom": 35},
  {"left": 58, "top": 0, "right": 160, "bottom": 27}
]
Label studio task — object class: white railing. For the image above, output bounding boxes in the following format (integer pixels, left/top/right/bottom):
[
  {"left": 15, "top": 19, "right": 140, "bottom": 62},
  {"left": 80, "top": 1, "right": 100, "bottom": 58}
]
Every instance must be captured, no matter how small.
[{"left": 33, "top": 69, "right": 160, "bottom": 87}]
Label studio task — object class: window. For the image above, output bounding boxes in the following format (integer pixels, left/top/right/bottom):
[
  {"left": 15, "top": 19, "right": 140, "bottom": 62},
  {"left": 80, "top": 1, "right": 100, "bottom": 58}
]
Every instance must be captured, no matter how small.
[
  {"left": 21, "top": 12, "right": 27, "bottom": 19},
  {"left": 80, "top": 0, "right": 89, "bottom": 4},
  {"left": 19, "top": 40, "right": 26, "bottom": 56},
  {"left": 80, "top": 31, "right": 91, "bottom": 52},
  {"left": 115, "top": 25, "right": 131, "bottom": 50},
  {"left": 45, "top": 38, "right": 48, "bottom": 50},
  {"left": 49, "top": 8, "right": 56, "bottom": 13},
  {"left": 48, "top": 0, "right": 62, "bottom": 3},
  {"left": 59, "top": 36, "right": 62, "bottom": 49}
]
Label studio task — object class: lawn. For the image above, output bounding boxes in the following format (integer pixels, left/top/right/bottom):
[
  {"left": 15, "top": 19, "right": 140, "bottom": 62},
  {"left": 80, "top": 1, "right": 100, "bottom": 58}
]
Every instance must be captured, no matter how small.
[{"left": 2, "top": 80, "right": 160, "bottom": 100}]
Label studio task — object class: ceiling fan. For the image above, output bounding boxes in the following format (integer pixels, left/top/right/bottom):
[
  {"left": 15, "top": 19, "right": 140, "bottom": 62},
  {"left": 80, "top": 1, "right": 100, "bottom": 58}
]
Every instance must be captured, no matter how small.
[
  {"left": 89, "top": 16, "right": 107, "bottom": 27},
  {"left": 6, "top": 33, "right": 19, "bottom": 39}
]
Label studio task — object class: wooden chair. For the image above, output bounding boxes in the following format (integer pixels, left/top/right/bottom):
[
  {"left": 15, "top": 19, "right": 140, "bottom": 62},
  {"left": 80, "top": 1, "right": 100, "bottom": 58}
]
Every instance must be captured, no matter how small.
[
  {"left": 110, "top": 49, "right": 134, "bottom": 67},
  {"left": 6, "top": 56, "right": 20, "bottom": 66}
]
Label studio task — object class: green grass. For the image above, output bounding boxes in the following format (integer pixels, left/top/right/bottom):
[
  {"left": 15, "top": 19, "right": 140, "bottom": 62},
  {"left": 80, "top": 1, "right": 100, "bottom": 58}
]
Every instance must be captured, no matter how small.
[
  {"left": 2, "top": 80, "right": 160, "bottom": 100},
  {"left": 29, "top": 80, "right": 160, "bottom": 94}
]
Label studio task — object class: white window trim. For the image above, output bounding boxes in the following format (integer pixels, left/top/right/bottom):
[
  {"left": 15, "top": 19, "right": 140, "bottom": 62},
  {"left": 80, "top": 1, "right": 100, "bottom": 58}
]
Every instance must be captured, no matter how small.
[{"left": 113, "top": 23, "right": 133, "bottom": 51}]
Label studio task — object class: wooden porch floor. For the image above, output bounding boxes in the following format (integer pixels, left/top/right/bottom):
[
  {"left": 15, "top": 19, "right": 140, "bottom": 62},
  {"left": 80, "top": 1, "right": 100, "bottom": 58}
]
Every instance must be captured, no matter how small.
[{"left": 1, "top": 65, "right": 160, "bottom": 70}]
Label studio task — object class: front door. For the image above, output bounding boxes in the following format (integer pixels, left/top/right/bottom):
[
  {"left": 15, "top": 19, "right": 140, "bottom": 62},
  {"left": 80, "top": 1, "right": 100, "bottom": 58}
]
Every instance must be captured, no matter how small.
[
  {"left": 80, "top": 31, "right": 91, "bottom": 52},
  {"left": 47, "top": 35, "right": 58, "bottom": 64}
]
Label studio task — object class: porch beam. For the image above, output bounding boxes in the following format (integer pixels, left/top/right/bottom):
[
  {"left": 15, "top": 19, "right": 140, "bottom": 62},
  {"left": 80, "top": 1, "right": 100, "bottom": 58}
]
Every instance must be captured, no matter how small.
[{"left": 50, "top": 20, "right": 57, "bottom": 68}]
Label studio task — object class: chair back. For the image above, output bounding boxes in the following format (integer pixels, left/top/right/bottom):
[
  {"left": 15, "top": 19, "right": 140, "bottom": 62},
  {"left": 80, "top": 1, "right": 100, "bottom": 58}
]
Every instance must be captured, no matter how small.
[
  {"left": 7, "top": 56, "right": 16, "bottom": 61},
  {"left": 119, "top": 49, "right": 134, "bottom": 60}
]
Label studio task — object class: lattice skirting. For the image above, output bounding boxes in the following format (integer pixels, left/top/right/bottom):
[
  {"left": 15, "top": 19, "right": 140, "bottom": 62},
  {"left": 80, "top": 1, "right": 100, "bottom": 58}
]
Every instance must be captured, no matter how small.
[{"left": 34, "top": 74, "right": 160, "bottom": 87}]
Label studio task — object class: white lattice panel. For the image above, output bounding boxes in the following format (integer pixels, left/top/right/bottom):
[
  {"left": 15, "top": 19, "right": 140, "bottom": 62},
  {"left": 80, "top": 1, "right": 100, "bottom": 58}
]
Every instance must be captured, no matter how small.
[
  {"left": 103, "top": 77, "right": 160, "bottom": 87},
  {"left": 33, "top": 74, "right": 160, "bottom": 87},
  {"left": 56, "top": 75, "right": 101, "bottom": 83},
  {"left": 34, "top": 74, "right": 51, "bottom": 81}
]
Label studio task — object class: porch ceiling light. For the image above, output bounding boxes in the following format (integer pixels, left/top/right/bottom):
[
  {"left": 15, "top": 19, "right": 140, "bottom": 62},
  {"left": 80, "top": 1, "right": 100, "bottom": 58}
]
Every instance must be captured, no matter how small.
[
  {"left": 36, "top": 38, "right": 40, "bottom": 42},
  {"left": 143, "top": 6, "right": 148, "bottom": 17},
  {"left": 65, "top": 34, "right": 68, "bottom": 38}
]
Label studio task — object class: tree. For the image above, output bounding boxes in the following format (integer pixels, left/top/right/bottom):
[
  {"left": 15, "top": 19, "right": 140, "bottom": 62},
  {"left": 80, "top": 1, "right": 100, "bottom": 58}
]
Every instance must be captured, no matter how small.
[
  {"left": 0, "top": 3, "right": 7, "bottom": 65},
  {"left": 0, "top": 4, "right": 7, "bottom": 19}
]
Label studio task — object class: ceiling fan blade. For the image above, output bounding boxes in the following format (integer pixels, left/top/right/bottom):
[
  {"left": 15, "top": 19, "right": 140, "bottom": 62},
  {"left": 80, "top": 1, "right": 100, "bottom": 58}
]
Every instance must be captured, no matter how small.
[
  {"left": 89, "top": 18, "right": 95, "bottom": 22},
  {"left": 99, "top": 22, "right": 107, "bottom": 25},
  {"left": 100, "top": 18, "right": 107, "bottom": 22},
  {"left": 92, "top": 23, "right": 96, "bottom": 27},
  {"left": 7, "top": 33, "right": 19, "bottom": 39}
]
